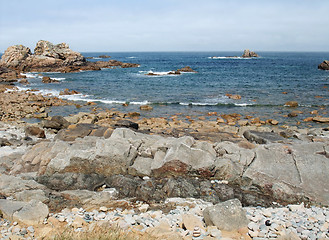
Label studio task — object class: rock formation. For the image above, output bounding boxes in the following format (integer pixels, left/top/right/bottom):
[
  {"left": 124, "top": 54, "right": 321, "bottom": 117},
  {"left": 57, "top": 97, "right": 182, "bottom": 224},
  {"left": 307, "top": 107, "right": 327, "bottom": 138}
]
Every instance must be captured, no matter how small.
[
  {"left": 0, "top": 40, "right": 140, "bottom": 74},
  {"left": 4, "top": 126, "right": 327, "bottom": 206},
  {"left": 241, "top": 49, "right": 259, "bottom": 58},
  {"left": 318, "top": 60, "right": 329, "bottom": 70}
]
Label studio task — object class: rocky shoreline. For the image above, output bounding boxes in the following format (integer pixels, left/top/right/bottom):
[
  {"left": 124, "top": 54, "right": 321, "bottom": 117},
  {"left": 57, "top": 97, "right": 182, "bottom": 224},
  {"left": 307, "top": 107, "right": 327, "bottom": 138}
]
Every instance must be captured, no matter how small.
[
  {"left": 0, "top": 86, "right": 328, "bottom": 239},
  {"left": 0, "top": 42, "right": 329, "bottom": 239}
]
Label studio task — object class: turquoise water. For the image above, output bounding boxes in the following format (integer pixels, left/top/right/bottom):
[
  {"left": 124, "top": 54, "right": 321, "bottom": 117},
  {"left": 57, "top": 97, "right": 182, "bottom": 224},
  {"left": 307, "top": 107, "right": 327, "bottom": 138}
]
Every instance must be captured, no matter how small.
[{"left": 14, "top": 52, "right": 329, "bottom": 126}]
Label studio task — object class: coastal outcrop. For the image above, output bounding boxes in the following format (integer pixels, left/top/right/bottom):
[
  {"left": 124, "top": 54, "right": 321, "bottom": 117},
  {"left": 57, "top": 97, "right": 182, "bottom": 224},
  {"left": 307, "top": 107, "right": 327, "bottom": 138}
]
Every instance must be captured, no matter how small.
[
  {"left": 318, "top": 60, "right": 329, "bottom": 70},
  {"left": 3, "top": 126, "right": 327, "bottom": 207},
  {"left": 0, "top": 40, "right": 140, "bottom": 75},
  {"left": 241, "top": 49, "right": 259, "bottom": 58}
]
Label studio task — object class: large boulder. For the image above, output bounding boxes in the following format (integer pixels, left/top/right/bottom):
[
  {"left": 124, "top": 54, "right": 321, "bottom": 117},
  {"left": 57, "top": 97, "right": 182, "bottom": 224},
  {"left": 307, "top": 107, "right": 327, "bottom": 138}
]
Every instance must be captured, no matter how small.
[
  {"left": 0, "top": 45, "right": 32, "bottom": 68},
  {"left": 203, "top": 199, "right": 249, "bottom": 231},
  {"left": 318, "top": 60, "right": 329, "bottom": 70},
  {"left": 242, "top": 142, "right": 329, "bottom": 205},
  {"left": 34, "top": 40, "right": 86, "bottom": 66}
]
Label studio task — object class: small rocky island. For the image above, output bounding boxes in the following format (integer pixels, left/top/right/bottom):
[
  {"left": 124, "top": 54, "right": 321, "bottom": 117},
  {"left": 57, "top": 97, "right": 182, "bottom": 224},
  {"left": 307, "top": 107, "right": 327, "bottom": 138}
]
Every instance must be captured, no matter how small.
[
  {"left": 241, "top": 49, "right": 259, "bottom": 58},
  {"left": 209, "top": 49, "right": 259, "bottom": 59}
]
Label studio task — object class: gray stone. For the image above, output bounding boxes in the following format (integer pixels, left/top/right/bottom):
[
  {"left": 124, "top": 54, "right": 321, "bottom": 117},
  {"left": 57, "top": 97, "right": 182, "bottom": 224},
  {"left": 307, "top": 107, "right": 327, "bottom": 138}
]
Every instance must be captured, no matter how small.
[
  {"left": 243, "top": 130, "right": 285, "bottom": 144},
  {"left": 14, "top": 189, "right": 48, "bottom": 203},
  {"left": 0, "top": 199, "right": 26, "bottom": 220},
  {"left": 12, "top": 200, "right": 49, "bottom": 225},
  {"left": 203, "top": 199, "right": 249, "bottom": 231},
  {"left": 128, "top": 157, "right": 153, "bottom": 176},
  {"left": 0, "top": 174, "right": 47, "bottom": 197}
]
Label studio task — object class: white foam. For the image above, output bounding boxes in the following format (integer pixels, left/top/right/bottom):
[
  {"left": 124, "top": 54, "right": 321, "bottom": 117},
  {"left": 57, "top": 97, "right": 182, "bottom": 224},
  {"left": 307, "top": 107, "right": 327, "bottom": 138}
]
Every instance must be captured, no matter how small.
[
  {"left": 234, "top": 103, "right": 254, "bottom": 106},
  {"left": 129, "top": 100, "right": 149, "bottom": 105},
  {"left": 127, "top": 56, "right": 137, "bottom": 59},
  {"left": 208, "top": 56, "right": 251, "bottom": 59},
  {"left": 51, "top": 77, "right": 65, "bottom": 81},
  {"left": 20, "top": 73, "right": 40, "bottom": 78}
]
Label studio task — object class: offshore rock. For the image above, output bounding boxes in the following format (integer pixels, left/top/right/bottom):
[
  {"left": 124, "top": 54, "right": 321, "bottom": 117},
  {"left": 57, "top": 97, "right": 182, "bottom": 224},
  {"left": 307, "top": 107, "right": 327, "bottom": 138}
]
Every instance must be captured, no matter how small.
[
  {"left": 176, "top": 66, "right": 197, "bottom": 72},
  {"left": 318, "top": 60, "right": 329, "bottom": 70},
  {"left": 241, "top": 49, "right": 259, "bottom": 58}
]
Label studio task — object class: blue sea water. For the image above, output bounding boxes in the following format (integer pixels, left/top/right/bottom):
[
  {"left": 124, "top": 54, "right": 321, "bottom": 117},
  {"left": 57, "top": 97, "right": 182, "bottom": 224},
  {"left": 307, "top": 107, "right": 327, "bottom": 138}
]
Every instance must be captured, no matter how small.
[{"left": 13, "top": 52, "right": 329, "bottom": 126}]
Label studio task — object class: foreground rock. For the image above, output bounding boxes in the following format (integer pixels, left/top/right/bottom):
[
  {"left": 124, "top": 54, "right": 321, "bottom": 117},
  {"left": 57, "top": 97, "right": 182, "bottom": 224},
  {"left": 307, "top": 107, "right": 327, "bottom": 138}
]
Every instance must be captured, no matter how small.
[
  {"left": 0, "top": 199, "right": 49, "bottom": 225},
  {"left": 318, "top": 60, "right": 329, "bottom": 70},
  {"left": 4, "top": 126, "right": 327, "bottom": 206},
  {"left": 241, "top": 49, "right": 259, "bottom": 58},
  {"left": 0, "top": 40, "right": 140, "bottom": 74},
  {"left": 203, "top": 199, "right": 249, "bottom": 231}
]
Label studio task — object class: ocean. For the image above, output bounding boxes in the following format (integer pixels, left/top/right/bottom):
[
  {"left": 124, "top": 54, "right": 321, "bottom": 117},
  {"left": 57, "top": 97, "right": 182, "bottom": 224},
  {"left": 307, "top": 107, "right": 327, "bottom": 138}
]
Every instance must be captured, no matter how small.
[{"left": 11, "top": 51, "right": 329, "bottom": 126}]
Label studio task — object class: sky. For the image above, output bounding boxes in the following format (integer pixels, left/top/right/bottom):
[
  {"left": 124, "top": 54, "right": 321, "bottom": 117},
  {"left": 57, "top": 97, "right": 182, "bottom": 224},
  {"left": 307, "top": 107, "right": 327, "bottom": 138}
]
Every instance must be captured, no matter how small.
[{"left": 0, "top": 0, "right": 329, "bottom": 52}]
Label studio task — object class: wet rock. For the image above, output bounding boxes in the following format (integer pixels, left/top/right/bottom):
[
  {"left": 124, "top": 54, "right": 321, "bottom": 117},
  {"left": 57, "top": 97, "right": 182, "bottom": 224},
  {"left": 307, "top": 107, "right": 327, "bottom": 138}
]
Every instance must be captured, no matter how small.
[
  {"left": 140, "top": 105, "right": 153, "bottom": 111},
  {"left": 98, "top": 55, "right": 111, "bottom": 58},
  {"left": 115, "top": 120, "right": 139, "bottom": 130},
  {"left": 176, "top": 66, "right": 197, "bottom": 73},
  {"left": 42, "top": 76, "right": 59, "bottom": 83},
  {"left": 226, "top": 93, "right": 242, "bottom": 100},
  {"left": 203, "top": 199, "right": 249, "bottom": 231},
  {"left": 312, "top": 116, "right": 329, "bottom": 123},
  {"left": 285, "top": 101, "right": 299, "bottom": 107}
]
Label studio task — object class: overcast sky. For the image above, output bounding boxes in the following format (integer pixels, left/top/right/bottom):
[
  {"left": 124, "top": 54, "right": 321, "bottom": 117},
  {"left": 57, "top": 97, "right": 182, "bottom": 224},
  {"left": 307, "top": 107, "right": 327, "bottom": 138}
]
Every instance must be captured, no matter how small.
[{"left": 0, "top": 0, "right": 328, "bottom": 52}]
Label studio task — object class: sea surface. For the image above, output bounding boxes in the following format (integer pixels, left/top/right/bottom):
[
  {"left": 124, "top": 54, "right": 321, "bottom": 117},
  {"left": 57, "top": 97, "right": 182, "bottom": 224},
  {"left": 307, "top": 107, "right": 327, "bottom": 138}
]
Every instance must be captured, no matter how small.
[{"left": 10, "top": 52, "right": 329, "bottom": 126}]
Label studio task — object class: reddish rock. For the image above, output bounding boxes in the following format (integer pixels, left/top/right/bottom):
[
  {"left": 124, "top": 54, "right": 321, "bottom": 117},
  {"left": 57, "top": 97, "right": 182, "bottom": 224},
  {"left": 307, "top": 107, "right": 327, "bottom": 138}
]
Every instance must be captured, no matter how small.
[
  {"left": 152, "top": 160, "right": 190, "bottom": 177},
  {"left": 284, "top": 101, "right": 299, "bottom": 107},
  {"left": 176, "top": 66, "right": 197, "bottom": 73},
  {"left": 25, "top": 126, "right": 46, "bottom": 138}
]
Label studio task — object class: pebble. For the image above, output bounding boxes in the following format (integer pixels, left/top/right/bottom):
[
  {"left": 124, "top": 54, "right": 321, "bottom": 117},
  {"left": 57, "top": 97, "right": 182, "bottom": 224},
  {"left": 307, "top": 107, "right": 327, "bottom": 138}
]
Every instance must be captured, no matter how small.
[{"left": 1, "top": 199, "right": 329, "bottom": 240}]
